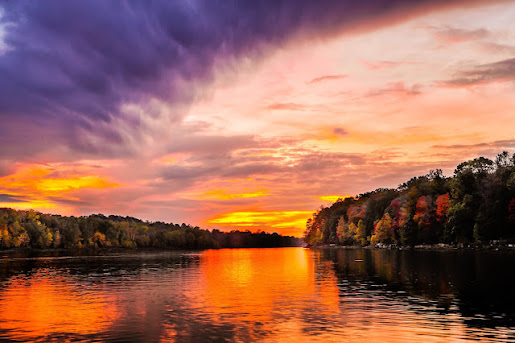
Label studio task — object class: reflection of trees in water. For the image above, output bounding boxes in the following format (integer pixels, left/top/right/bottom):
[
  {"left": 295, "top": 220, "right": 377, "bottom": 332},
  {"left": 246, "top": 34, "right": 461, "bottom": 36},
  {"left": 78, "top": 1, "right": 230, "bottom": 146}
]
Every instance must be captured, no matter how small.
[
  {"left": 0, "top": 252, "right": 209, "bottom": 342},
  {"left": 0, "top": 269, "right": 121, "bottom": 341},
  {"left": 1, "top": 248, "right": 514, "bottom": 342},
  {"left": 1, "top": 249, "right": 336, "bottom": 342},
  {"left": 0, "top": 250, "right": 201, "bottom": 281},
  {"left": 319, "top": 248, "right": 515, "bottom": 328}
]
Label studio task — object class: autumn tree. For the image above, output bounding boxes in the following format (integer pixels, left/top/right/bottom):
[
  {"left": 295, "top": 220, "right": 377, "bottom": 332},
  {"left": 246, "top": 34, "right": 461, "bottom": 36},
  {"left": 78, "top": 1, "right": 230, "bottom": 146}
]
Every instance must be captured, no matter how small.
[
  {"left": 371, "top": 213, "right": 394, "bottom": 245},
  {"left": 355, "top": 219, "right": 368, "bottom": 246}
]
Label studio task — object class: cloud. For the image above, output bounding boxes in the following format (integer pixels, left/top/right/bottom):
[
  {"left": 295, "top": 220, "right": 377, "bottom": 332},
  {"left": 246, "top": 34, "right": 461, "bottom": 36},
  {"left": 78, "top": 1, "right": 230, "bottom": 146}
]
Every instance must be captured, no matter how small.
[
  {"left": 308, "top": 74, "right": 347, "bottom": 84},
  {"left": 429, "top": 140, "right": 515, "bottom": 160},
  {"left": 478, "top": 42, "right": 515, "bottom": 55},
  {"left": 432, "top": 139, "right": 515, "bottom": 150},
  {"left": 360, "top": 60, "right": 414, "bottom": 70},
  {"left": 0, "top": 163, "right": 119, "bottom": 213},
  {"left": 438, "top": 58, "right": 515, "bottom": 87},
  {"left": 0, "top": 8, "right": 9, "bottom": 54},
  {"left": 0, "top": 193, "right": 25, "bottom": 203},
  {"left": 0, "top": 0, "right": 500, "bottom": 159},
  {"left": 432, "top": 26, "right": 490, "bottom": 43},
  {"left": 367, "top": 82, "right": 423, "bottom": 97},
  {"left": 332, "top": 127, "right": 348, "bottom": 136},
  {"left": 207, "top": 210, "right": 313, "bottom": 232},
  {"left": 266, "top": 103, "right": 306, "bottom": 111},
  {"left": 152, "top": 138, "right": 367, "bottom": 192}
]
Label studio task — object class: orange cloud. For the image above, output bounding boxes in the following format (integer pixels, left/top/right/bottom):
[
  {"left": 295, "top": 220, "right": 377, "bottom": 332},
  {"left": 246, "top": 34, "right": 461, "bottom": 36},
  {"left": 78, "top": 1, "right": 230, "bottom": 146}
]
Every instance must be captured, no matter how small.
[
  {"left": 207, "top": 210, "right": 312, "bottom": 236},
  {"left": 0, "top": 163, "right": 118, "bottom": 213},
  {"left": 200, "top": 189, "right": 270, "bottom": 200}
]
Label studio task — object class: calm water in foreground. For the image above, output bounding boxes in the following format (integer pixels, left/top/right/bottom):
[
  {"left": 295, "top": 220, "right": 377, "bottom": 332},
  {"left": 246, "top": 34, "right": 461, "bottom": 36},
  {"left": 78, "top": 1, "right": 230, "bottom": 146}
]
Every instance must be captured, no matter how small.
[{"left": 0, "top": 247, "right": 514, "bottom": 342}]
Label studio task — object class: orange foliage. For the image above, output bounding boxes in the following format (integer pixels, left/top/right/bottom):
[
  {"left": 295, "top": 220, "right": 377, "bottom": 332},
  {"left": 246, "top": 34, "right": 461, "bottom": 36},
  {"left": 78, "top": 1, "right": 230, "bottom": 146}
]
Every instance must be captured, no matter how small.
[
  {"left": 413, "top": 196, "right": 429, "bottom": 224},
  {"left": 436, "top": 194, "right": 450, "bottom": 222}
]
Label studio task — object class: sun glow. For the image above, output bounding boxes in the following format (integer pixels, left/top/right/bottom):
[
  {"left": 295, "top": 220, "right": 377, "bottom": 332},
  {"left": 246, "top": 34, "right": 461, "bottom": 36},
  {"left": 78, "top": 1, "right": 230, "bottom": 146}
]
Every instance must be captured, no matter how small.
[
  {"left": 200, "top": 189, "right": 271, "bottom": 200},
  {"left": 207, "top": 211, "right": 312, "bottom": 235},
  {"left": 318, "top": 195, "right": 352, "bottom": 202}
]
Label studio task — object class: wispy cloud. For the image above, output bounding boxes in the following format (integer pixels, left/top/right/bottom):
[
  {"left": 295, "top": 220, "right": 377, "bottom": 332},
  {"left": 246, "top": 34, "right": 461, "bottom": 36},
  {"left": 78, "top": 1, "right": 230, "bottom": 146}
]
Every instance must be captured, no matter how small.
[
  {"left": 308, "top": 74, "right": 348, "bottom": 84},
  {"left": 432, "top": 26, "right": 490, "bottom": 43},
  {"left": 478, "top": 42, "right": 515, "bottom": 54},
  {"left": 360, "top": 60, "right": 415, "bottom": 70},
  {"left": 366, "top": 82, "right": 423, "bottom": 97},
  {"left": 0, "top": 194, "right": 25, "bottom": 203},
  {"left": 266, "top": 103, "right": 306, "bottom": 111},
  {"left": 438, "top": 58, "right": 515, "bottom": 87},
  {"left": 432, "top": 140, "right": 515, "bottom": 150}
]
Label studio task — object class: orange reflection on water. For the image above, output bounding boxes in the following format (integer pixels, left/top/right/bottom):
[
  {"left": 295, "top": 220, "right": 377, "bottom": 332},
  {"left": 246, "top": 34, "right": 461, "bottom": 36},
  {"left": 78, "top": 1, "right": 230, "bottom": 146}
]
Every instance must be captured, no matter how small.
[
  {"left": 0, "top": 270, "right": 119, "bottom": 340},
  {"left": 193, "top": 248, "right": 340, "bottom": 330}
]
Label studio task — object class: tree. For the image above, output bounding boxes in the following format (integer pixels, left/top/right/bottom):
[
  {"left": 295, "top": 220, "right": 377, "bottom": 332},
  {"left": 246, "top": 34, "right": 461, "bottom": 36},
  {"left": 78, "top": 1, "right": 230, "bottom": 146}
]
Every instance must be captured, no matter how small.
[
  {"left": 371, "top": 213, "right": 393, "bottom": 245},
  {"left": 436, "top": 194, "right": 450, "bottom": 223},
  {"left": 92, "top": 231, "right": 107, "bottom": 247},
  {"left": 53, "top": 230, "right": 61, "bottom": 248},
  {"left": 355, "top": 219, "right": 368, "bottom": 246},
  {"left": 0, "top": 224, "right": 11, "bottom": 248}
]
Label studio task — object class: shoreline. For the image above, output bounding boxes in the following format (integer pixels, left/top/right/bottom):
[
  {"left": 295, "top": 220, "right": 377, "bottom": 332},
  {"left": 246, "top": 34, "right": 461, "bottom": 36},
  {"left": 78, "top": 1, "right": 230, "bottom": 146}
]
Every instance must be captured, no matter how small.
[
  {"left": 309, "top": 242, "right": 515, "bottom": 251},
  {"left": 0, "top": 245, "right": 304, "bottom": 257}
]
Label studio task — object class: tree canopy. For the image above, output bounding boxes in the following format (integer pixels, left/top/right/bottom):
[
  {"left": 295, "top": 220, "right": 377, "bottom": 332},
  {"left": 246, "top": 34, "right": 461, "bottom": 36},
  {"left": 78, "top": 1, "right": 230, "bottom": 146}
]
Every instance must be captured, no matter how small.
[
  {"left": 304, "top": 152, "right": 515, "bottom": 247},
  {"left": 0, "top": 210, "right": 302, "bottom": 250}
]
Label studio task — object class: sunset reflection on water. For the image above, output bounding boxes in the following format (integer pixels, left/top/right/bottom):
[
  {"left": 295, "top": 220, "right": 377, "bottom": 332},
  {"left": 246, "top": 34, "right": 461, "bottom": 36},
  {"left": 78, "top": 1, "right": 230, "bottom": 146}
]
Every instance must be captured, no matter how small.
[
  {"left": 0, "top": 248, "right": 513, "bottom": 342},
  {"left": 0, "top": 269, "right": 119, "bottom": 341},
  {"left": 188, "top": 248, "right": 340, "bottom": 339}
]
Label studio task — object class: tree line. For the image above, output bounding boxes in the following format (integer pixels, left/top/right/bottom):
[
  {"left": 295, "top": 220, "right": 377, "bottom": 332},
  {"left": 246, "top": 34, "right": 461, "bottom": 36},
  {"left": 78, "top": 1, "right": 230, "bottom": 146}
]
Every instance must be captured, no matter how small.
[
  {"left": 304, "top": 152, "right": 515, "bottom": 247},
  {"left": 0, "top": 210, "right": 302, "bottom": 250}
]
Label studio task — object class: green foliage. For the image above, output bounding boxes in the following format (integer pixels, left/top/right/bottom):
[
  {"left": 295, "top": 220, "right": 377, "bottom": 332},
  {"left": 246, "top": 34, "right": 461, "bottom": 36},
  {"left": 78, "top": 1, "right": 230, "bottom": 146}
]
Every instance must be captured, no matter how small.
[
  {"left": 0, "top": 208, "right": 301, "bottom": 250},
  {"left": 304, "top": 151, "right": 515, "bottom": 247}
]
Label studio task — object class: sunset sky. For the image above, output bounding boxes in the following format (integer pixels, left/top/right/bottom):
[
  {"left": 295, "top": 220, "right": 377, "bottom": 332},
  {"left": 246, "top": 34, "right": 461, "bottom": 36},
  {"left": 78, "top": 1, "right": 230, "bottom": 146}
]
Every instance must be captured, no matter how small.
[{"left": 0, "top": 1, "right": 514, "bottom": 236}]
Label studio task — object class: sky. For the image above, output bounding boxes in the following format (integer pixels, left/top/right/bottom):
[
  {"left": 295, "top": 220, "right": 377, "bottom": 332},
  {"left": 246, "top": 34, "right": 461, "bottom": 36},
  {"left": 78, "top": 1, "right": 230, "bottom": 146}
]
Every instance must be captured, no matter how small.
[{"left": 0, "top": 0, "right": 514, "bottom": 237}]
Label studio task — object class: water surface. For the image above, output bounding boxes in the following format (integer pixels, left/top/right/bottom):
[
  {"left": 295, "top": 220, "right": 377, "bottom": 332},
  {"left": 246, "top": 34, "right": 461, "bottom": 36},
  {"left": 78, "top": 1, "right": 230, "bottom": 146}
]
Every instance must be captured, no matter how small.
[{"left": 0, "top": 248, "right": 513, "bottom": 342}]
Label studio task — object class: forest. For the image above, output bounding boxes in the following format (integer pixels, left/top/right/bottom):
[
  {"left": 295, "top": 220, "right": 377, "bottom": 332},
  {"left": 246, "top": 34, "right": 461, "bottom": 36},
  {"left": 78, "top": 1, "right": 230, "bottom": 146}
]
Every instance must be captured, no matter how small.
[
  {"left": 0, "top": 209, "right": 301, "bottom": 250},
  {"left": 304, "top": 152, "right": 515, "bottom": 247}
]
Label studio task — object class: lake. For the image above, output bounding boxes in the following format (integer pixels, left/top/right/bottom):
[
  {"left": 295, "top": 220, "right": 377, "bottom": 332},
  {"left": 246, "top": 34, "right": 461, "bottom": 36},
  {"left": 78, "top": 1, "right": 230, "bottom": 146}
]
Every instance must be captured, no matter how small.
[{"left": 0, "top": 247, "right": 513, "bottom": 342}]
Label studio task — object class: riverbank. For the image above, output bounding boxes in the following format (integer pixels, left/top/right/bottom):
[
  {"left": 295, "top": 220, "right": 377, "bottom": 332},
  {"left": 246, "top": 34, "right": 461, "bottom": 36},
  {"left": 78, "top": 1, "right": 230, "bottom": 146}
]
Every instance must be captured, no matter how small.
[
  {"left": 0, "top": 245, "right": 305, "bottom": 258},
  {"left": 310, "top": 241, "right": 515, "bottom": 251}
]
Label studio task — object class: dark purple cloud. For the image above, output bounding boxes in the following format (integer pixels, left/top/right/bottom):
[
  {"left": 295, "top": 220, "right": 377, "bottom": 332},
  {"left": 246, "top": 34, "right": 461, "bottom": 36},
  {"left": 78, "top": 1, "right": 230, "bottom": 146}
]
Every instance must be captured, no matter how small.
[{"left": 0, "top": 0, "right": 493, "bottom": 158}]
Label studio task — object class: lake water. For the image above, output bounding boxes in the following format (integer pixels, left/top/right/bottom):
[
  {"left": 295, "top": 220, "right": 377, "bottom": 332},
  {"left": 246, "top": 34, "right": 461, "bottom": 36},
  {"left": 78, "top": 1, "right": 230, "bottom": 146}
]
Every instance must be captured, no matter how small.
[{"left": 0, "top": 247, "right": 513, "bottom": 342}]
